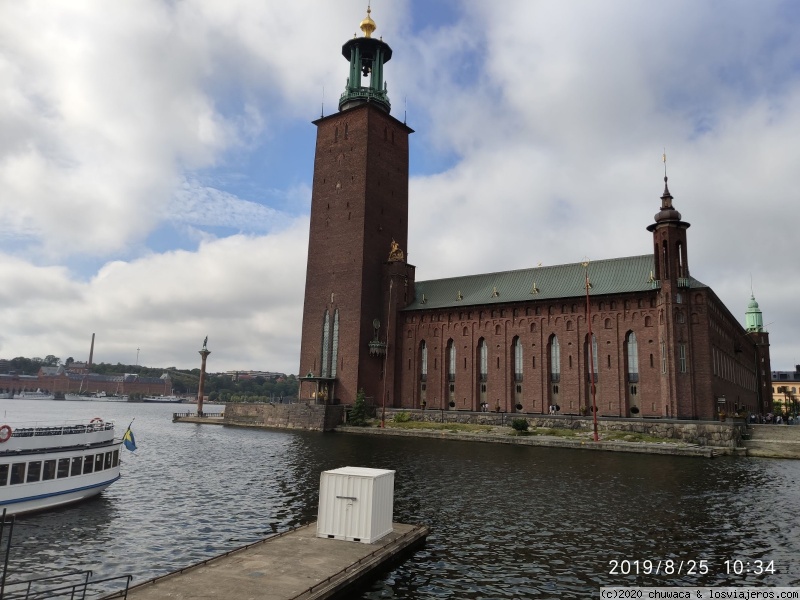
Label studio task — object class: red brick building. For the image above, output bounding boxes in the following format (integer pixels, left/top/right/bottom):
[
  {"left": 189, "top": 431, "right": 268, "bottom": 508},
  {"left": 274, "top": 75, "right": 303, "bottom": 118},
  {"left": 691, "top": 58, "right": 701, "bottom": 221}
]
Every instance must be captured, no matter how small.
[{"left": 298, "top": 10, "right": 771, "bottom": 419}]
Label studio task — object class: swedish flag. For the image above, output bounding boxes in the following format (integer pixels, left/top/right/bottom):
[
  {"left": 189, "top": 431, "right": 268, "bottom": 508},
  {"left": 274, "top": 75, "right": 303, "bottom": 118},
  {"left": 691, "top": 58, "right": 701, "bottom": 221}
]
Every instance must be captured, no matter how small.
[{"left": 122, "top": 421, "right": 137, "bottom": 452}]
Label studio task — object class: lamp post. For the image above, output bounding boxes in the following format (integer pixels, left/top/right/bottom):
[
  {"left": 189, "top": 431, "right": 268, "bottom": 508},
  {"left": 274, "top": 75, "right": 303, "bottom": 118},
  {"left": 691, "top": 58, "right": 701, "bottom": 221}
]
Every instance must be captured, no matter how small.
[{"left": 583, "top": 260, "right": 599, "bottom": 442}]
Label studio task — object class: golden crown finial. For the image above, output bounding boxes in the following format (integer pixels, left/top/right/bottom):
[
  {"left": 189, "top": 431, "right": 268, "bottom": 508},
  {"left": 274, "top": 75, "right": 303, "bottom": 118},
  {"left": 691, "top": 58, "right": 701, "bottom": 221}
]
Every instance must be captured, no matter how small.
[{"left": 360, "top": 4, "right": 376, "bottom": 38}]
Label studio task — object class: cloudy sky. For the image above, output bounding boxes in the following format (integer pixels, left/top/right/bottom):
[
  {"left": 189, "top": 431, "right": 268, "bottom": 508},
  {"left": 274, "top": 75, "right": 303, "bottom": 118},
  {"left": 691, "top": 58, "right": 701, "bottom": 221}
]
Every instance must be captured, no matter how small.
[{"left": 1, "top": 0, "right": 798, "bottom": 375}]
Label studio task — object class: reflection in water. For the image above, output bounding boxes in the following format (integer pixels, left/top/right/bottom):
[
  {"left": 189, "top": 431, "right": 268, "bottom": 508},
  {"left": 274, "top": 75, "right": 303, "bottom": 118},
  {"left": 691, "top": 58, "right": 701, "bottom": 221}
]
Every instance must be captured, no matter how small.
[{"left": 3, "top": 400, "right": 799, "bottom": 598}]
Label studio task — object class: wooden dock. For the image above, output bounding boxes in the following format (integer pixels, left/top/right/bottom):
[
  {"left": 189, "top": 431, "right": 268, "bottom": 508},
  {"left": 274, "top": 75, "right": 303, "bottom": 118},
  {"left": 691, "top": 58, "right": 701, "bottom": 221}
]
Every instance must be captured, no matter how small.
[{"left": 114, "top": 522, "right": 428, "bottom": 600}]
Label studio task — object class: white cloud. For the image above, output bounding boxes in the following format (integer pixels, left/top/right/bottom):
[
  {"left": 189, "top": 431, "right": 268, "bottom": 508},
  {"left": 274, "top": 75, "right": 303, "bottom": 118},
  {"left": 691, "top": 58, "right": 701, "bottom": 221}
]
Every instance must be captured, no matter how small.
[
  {"left": 0, "top": 219, "right": 309, "bottom": 374},
  {"left": 0, "top": 0, "right": 798, "bottom": 375}
]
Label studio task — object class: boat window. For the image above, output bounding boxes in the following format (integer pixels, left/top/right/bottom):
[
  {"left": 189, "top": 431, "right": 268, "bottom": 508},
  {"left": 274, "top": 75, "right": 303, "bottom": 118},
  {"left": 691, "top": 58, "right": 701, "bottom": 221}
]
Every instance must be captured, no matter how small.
[
  {"left": 83, "top": 456, "right": 94, "bottom": 474},
  {"left": 26, "top": 461, "right": 42, "bottom": 483},
  {"left": 10, "top": 463, "right": 25, "bottom": 485},
  {"left": 94, "top": 454, "right": 104, "bottom": 471},
  {"left": 0, "top": 464, "right": 8, "bottom": 486},
  {"left": 71, "top": 457, "right": 83, "bottom": 477},
  {"left": 57, "top": 458, "right": 70, "bottom": 478},
  {"left": 112, "top": 450, "right": 119, "bottom": 468},
  {"left": 104, "top": 452, "right": 113, "bottom": 470},
  {"left": 43, "top": 460, "right": 57, "bottom": 481}
]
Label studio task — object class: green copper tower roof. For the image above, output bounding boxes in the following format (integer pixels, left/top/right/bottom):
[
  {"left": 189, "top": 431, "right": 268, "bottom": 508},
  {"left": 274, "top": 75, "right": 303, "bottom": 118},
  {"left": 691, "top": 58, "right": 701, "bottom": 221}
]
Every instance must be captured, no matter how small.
[{"left": 745, "top": 294, "right": 764, "bottom": 332}]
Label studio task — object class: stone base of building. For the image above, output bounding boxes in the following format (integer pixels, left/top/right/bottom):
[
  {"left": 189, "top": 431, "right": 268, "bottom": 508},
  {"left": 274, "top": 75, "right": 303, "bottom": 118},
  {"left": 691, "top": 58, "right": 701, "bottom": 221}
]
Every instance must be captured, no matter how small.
[
  {"left": 223, "top": 402, "right": 343, "bottom": 432},
  {"left": 380, "top": 409, "right": 745, "bottom": 448}
]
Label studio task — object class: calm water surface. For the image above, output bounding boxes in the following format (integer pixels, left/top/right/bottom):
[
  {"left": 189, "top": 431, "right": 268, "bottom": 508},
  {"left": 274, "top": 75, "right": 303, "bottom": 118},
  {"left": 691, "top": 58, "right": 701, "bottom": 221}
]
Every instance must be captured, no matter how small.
[{"left": 2, "top": 399, "right": 799, "bottom": 599}]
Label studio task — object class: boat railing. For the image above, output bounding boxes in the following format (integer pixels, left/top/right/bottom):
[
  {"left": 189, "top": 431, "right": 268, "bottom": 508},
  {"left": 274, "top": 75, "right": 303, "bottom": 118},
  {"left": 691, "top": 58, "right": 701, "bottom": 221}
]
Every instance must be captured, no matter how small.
[
  {"left": 1, "top": 572, "right": 132, "bottom": 599},
  {"left": 9, "top": 421, "right": 114, "bottom": 440}
]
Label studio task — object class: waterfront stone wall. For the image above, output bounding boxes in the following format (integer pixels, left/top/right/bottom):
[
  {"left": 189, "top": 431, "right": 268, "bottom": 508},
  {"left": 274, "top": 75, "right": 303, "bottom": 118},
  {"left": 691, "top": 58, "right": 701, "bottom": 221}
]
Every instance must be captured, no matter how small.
[
  {"left": 382, "top": 409, "right": 745, "bottom": 448},
  {"left": 224, "top": 403, "right": 343, "bottom": 432}
]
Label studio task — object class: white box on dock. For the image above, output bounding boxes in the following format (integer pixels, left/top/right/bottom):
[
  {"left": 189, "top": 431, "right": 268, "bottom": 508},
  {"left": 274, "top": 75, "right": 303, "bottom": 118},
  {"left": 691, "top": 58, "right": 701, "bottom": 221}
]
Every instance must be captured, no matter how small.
[{"left": 316, "top": 466, "right": 395, "bottom": 544}]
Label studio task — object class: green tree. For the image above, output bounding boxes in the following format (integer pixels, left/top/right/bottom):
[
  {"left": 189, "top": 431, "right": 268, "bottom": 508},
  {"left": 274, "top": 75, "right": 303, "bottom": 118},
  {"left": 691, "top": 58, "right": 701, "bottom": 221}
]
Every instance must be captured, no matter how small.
[{"left": 349, "top": 388, "right": 368, "bottom": 426}]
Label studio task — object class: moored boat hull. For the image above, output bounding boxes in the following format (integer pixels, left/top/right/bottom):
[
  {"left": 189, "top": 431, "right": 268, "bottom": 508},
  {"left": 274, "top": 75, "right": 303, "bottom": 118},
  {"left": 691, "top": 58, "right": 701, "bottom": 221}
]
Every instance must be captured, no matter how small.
[{"left": 0, "top": 419, "right": 123, "bottom": 516}]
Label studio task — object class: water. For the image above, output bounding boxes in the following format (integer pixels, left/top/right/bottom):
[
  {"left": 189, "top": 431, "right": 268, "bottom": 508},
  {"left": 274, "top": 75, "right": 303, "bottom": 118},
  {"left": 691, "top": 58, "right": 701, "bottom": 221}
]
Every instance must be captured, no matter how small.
[{"left": 2, "top": 399, "right": 800, "bottom": 598}]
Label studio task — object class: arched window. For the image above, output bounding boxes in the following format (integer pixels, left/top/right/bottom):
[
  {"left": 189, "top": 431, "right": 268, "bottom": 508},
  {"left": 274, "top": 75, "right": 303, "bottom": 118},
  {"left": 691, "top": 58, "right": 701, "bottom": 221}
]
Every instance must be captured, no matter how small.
[
  {"left": 549, "top": 335, "right": 561, "bottom": 383},
  {"left": 330, "top": 309, "right": 339, "bottom": 377},
  {"left": 479, "top": 339, "right": 488, "bottom": 382},
  {"left": 513, "top": 337, "right": 523, "bottom": 382},
  {"left": 626, "top": 331, "right": 639, "bottom": 382},
  {"left": 420, "top": 341, "right": 427, "bottom": 381},
  {"left": 586, "top": 333, "right": 598, "bottom": 383},
  {"left": 447, "top": 340, "right": 456, "bottom": 382},
  {"left": 321, "top": 310, "right": 331, "bottom": 377}
]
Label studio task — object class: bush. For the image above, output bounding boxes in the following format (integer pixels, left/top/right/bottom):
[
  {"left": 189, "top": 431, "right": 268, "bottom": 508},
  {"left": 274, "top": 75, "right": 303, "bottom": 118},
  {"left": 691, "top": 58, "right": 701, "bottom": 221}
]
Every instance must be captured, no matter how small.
[
  {"left": 393, "top": 411, "right": 411, "bottom": 423},
  {"left": 511, "top": 418, "right": 529, "bottom": 432},
  {"left": 349, "top": 388, "right": 368, "bottom": 426}
]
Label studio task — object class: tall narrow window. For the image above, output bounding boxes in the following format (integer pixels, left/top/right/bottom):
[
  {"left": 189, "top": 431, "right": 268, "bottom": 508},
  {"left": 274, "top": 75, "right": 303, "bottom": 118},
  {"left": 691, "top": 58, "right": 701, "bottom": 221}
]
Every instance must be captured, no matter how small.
[
  {"left": 549, "top": 335, "right": 561, "bottom": 383},
  {"left": 626, "top": 332, "right": 639, "bottom": 382},
  {"left": 679, "top": 343, "right": 687, "bottom": 373},
  {"left": 479, "top": 339, "right": 488, "bottom": 381},
  {"left": 586, "top": 334, "right": 598, "bottom": 383},
  {"left": 447, "top": 340, "right": 456, "bottom": 382},
  {"left": 513, "top": 337, "right": 523, "bottom": 382},
  {"left": 320, "top": 310, "right": 330, "bottom": 377},
  {"left": 420, "top": 341, "right": 428, "bottom": 381},
  {"left": 661, "top": 340, "right": 667, "bottom": 374},
  {"left": 330, "top": 309, "right": 339, "bottom": 377}
]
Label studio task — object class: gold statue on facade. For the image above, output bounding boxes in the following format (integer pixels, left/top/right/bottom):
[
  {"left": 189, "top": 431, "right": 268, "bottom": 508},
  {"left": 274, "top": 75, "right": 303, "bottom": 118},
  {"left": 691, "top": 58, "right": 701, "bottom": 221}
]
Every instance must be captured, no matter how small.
[{"left": 388, "top": 239, "right": 404, "bottom": 262}]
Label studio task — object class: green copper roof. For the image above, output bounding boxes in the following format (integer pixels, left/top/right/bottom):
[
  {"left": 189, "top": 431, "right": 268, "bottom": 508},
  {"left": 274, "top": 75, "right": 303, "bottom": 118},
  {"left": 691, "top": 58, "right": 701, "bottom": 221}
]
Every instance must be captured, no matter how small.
[
  {"left": 745, "top": 293, "right": 764, "bottom": 332},
  {"left": 404, "top": 254, "right": 707, "bottom": 311}
]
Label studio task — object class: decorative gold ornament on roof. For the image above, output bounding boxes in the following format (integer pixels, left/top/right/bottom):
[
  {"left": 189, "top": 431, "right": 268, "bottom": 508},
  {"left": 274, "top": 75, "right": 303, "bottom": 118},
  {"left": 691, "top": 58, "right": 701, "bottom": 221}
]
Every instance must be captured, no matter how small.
[{"left": 360, "top": 5, "right": 376, "bottom": 38}]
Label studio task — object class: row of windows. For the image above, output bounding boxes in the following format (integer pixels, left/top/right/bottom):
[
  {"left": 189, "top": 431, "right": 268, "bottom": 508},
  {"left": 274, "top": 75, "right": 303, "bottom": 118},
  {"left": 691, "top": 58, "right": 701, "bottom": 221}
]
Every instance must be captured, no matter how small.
[
  {"left": 417, "top": 333, "right": 645, "bottom": 383},
  {"left": 712, "top": 346, "right": 756, "bottom": 392},
  {"left": 0, "top": 449, "right": 119, "bottom": 487}
]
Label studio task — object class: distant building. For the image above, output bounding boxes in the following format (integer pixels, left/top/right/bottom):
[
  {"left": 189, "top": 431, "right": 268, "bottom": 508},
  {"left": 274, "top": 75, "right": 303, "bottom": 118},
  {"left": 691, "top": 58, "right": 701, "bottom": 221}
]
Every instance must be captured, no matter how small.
[
  {"left": 222, "top": 371, "right": 287, "bottom": 381},
  {"left": 296, "top": 9, "right": 772, "bottom": 419},
  {"left": 771, "top": 366, "right": 800, "bottom": 414}
]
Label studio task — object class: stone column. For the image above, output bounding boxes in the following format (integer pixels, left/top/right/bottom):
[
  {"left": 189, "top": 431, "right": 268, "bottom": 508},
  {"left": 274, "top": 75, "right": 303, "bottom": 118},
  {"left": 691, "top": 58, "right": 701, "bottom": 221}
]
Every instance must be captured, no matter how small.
[{"left": 198, "top": 347, "right": 211, "bottom": 416}]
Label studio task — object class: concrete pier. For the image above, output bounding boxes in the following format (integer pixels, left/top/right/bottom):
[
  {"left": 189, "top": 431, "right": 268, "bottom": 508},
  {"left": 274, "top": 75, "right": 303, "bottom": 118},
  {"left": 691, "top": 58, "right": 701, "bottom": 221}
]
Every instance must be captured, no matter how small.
[{"left": 118, "top": 522, "right": 428, "bottom": 600}]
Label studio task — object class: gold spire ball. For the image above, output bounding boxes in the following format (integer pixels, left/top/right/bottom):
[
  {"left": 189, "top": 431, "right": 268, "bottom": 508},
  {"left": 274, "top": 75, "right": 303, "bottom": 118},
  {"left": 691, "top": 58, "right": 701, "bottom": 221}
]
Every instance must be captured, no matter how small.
[{"left": 360, "top": 5, "right": 376, "bottom": 38}]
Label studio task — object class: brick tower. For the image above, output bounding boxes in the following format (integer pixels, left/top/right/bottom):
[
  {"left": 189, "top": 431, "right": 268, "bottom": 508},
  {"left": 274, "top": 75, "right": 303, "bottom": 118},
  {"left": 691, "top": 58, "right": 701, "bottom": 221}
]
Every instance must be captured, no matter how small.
[
  {"left": 298, "top": 7, "right": 414, "bottom": 407},
  {"left": 647, "top": 171, "right": 694, "bottom": 417}
]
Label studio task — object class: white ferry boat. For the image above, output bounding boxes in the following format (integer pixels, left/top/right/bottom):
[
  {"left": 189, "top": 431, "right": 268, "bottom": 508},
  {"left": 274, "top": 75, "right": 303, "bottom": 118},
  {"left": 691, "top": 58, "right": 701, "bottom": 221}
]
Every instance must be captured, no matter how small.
[
  {"left": 141, "top": 395, "right": 183, "bottom": 403},
  {"left": 0, "top": 418, "right": 122, "bottom": 516},
  {"left": 13, "top": 390, "right": 56, "bottom": 401}
]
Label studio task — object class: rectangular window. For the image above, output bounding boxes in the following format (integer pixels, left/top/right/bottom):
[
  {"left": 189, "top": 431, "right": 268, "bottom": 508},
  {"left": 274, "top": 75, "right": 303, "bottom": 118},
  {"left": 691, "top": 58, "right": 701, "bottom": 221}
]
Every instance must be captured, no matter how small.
[
  {"left": 104, "top": 452, "right": 113, "bottom": 470},
  {"left": 679, "top": 344, "right": 687, "bottom": 373},
  {"left": 43, "top": 460, "right": 57, "bottom": 481},
  {"left": 112, "top": 450, "right": 119, "bottom": 468},
  {"left": 661, "top": 341, "right": 667, "bottom": 374},
  {"left": 57, "top": 458, "right": 71, "bottom": 478},
  {"left": 0, "top": 464, "right": 8, "bottom": 486},
  {"left": 95, "top": 454, "right": 104, "bottom": 471},
  {"left": 83, "top": 455, "right": 94, "bottom": 474},
  {"left": 71, "top": 457, "right": 83, "bottom": 477},
  {"left": 10, "top": 463, "right": 26, "bottom": 485},
  {"left": 26, "top": 461, "right": 42, "bottom": 483}
]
